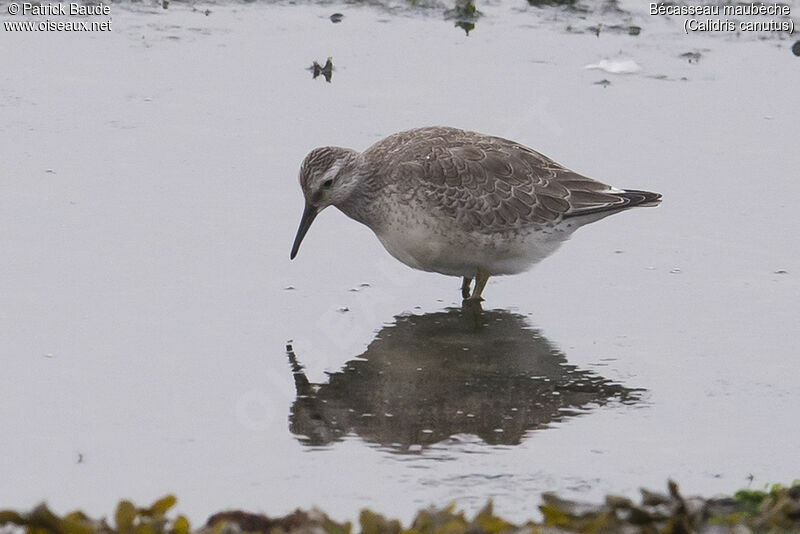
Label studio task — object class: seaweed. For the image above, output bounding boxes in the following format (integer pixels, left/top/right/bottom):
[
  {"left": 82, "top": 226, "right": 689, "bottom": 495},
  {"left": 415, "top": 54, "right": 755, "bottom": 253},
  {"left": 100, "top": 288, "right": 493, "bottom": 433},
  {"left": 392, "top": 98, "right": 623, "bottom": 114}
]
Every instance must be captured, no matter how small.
[{"left": 3, "top": 481, "right": 800, "bottom": 534}]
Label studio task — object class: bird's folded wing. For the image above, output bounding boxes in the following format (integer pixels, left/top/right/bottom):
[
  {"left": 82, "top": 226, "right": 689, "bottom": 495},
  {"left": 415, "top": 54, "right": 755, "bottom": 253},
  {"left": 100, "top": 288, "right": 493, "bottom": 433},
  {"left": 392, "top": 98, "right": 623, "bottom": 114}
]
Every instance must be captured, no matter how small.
[{"left": 376, "top": 131, "right": 624, "bottom": 231}]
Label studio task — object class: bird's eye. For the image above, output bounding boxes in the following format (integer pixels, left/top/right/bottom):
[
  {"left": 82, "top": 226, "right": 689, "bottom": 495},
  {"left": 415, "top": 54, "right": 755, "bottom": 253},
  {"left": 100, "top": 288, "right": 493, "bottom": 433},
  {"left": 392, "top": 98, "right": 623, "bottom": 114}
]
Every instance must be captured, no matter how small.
[{"left": 322, "top": 179, "right": 333, "bottom": 189}]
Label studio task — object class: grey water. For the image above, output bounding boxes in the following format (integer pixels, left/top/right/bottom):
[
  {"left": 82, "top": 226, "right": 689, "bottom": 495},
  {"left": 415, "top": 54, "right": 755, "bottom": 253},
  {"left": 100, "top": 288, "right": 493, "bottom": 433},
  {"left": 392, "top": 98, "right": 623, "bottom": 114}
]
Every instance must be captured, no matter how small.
[{"left": 1, "top": 0, "right": 799, "bottom": 525}]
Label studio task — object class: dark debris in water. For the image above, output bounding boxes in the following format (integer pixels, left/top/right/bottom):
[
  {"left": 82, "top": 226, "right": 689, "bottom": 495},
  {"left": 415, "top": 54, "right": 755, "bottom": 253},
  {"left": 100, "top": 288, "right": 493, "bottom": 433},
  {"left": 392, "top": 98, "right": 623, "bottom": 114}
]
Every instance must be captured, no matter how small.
[
  {"left": 527, "top": 0, "right": 581, "bottom": 8},
  {"left": 3, "top": 481, "right": 800, "bottom": 534},
  {"left": 454, "top": 20, "right": 474, "bottom": 34},
  {"left": 330, "top": 12, "right": 343, "bottom": 23},
  {"left": 793, "top": 41, "right": 800, "bottom": 56},
  {"left": 681, "top": 51, "right": 703, "bottom": 63},
  {"left": 444, "top": 0, "right": 480, "bottom": 19},
  {"left": 568, "top": 23, "right": 642, "bottom": 36},
  {"left": 526, "top": 0, "right": 624, "bottom": 15},
  {"left": 309, "top": 57, "right": 333, "bottom": 83},
  {"left": 444, "top": 0, "right": 480, "bottom": 35}
]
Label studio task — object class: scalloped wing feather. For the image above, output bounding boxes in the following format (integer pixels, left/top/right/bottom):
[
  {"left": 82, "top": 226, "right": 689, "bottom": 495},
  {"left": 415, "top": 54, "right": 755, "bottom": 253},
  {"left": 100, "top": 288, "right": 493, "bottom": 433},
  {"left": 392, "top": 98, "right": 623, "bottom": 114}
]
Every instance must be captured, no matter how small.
[{"left": 364, "top": 126, "right": 648, "bottom": 232}]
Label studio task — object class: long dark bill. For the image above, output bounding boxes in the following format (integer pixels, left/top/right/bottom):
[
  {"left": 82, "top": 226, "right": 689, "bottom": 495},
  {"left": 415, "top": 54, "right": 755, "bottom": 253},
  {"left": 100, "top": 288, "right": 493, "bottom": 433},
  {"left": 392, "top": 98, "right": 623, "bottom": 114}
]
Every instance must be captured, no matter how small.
[{"left": 290, "top": 203, "right": 318, "bottom": 259}]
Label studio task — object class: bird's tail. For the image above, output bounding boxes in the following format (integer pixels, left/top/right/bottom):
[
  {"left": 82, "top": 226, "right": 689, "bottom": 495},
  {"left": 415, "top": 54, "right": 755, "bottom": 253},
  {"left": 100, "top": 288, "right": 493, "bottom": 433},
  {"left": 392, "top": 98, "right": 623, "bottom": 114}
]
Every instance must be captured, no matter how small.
[
  {"left": 563, "top": 188, "right": 661, "bottom": 219},
  {"left": 618, "top": 189, "right": 662, "bottom": 207}
]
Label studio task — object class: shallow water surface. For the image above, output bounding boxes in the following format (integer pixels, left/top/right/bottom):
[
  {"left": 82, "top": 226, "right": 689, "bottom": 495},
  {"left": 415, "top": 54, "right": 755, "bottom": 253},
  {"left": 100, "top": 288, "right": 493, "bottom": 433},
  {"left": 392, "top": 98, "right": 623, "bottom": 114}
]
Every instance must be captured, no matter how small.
[
  {"left": 1, "top": 0, "right": 799, "bottom": 525},
  {"left": 288, "top": 308, "right": 640, "bottom": 452}
]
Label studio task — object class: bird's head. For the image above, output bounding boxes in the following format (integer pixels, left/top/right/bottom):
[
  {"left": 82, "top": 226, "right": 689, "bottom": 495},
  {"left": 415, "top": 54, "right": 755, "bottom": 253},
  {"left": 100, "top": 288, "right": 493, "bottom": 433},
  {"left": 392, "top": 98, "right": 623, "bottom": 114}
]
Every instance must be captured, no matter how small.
[{"left": 291, "top": 146, "right": 359, "bottom": 259}]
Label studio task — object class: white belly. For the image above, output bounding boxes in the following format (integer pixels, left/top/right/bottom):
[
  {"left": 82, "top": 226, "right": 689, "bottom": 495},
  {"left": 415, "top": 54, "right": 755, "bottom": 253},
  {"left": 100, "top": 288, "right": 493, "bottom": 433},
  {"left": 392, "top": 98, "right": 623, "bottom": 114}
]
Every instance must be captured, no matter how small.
[{"left": 374, "top": 222, "right": 572, "bottom": 278}]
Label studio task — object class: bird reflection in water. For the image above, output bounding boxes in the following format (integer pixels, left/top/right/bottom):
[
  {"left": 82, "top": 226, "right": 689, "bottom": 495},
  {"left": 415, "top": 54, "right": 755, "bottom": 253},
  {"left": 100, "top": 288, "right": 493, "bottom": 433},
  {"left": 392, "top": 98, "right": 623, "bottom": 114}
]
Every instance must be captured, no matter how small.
[{"left": 286, "top": 308, "right": 641, "bottom": 453}]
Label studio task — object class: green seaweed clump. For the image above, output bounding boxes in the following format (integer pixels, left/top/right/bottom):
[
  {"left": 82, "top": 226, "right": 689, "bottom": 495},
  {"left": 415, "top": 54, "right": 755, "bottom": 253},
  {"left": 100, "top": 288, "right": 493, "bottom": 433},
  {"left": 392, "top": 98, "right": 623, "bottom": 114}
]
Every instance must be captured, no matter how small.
[
  {"left": 3, "top": 480, "right": 800, "bottom": 534},
  {"left": 734, "top": 482, "right": 800, "bottom": 531},
  {"left": 0, "top": 495, "right": 190, "bottom": 534}
]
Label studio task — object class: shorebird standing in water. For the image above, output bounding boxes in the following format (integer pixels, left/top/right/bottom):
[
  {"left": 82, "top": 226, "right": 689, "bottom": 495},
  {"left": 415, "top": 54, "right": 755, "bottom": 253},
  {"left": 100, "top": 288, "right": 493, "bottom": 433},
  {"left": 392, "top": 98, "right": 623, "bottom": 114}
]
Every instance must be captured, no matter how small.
[{"left": 290, "top": 127, "right": 660, "bottom": 302}]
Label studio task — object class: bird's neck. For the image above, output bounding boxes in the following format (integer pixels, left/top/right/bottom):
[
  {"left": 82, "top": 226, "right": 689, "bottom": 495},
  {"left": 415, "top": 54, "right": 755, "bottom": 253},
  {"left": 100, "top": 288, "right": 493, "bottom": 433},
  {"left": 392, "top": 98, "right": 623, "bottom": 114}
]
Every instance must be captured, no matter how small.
[{"left": 334, "top": 165, "right": 386, "bottom": 230}]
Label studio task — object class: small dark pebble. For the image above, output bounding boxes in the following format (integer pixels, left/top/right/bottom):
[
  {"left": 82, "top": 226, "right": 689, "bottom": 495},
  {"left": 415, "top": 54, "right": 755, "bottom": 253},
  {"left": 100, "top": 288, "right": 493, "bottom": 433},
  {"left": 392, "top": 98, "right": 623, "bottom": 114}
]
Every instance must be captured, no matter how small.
[
  {"left": 628, "top": 25, "right": 641, "bottom": 36},
  {"left": 330, "top": 13, "right": 343, "bottom": 23},
  {"left": 774, "top": 269, "right": 788, "bottom": 274},
  {"left": 793, "top": 41, "right": 800, "bottom": 56}
]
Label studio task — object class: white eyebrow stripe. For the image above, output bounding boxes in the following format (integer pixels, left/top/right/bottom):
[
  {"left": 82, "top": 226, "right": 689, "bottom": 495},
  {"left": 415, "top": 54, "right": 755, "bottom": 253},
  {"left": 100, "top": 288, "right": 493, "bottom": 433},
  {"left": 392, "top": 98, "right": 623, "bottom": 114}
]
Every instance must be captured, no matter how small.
[{"left": 320, "top": 160, "right": 343, "bottom": 183}]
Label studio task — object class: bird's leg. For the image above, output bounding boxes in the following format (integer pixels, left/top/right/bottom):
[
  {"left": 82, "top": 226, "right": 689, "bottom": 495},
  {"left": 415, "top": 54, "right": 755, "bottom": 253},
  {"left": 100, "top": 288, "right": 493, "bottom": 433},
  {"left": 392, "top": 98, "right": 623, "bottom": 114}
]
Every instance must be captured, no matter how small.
[
  {"left": 462, "top": 296, "right": 484, "bottom": 321},
  {"left": 461, "top": 277, "right": 473, "bottom": 300},
  {"left": 467, "top": 268, "right": 490, "bottom": 302}
]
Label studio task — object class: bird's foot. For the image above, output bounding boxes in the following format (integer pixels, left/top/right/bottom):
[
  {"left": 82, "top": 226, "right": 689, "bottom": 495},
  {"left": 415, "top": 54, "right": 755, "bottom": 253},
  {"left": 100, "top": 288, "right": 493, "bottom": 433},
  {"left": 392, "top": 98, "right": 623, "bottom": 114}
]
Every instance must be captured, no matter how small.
[
  {"left": 461, "top": 296, "right": 484, "bottom": 325},
  {"left": 461, "top": 295, "right": 484, "bottom": 309}
]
